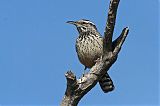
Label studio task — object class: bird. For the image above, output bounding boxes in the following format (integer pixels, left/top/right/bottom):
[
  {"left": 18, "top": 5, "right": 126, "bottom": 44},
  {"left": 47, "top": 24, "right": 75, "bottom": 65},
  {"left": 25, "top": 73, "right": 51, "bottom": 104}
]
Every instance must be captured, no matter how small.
[{"left": 67, "top": 19, "right": 114, "bottom": 93}]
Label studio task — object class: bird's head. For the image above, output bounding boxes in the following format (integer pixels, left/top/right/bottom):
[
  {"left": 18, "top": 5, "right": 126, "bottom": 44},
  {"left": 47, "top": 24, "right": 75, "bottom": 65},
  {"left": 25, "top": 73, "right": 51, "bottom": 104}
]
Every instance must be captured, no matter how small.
[{"left": 67, "top": 19, "right": 97, "bottom": 34}]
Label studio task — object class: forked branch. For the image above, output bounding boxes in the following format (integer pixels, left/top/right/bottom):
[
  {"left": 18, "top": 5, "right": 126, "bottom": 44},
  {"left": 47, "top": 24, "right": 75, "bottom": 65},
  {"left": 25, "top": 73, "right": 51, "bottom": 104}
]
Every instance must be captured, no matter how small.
[{"left": 61, "top": 0, "right": 129, "bottom": 106}]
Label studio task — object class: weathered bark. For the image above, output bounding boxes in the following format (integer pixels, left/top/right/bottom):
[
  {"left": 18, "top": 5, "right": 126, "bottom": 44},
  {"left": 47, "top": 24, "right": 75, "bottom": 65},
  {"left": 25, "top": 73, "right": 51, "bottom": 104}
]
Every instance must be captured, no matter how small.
[{"left": 61, "top": 0, "right": 129, "bottom": 106}]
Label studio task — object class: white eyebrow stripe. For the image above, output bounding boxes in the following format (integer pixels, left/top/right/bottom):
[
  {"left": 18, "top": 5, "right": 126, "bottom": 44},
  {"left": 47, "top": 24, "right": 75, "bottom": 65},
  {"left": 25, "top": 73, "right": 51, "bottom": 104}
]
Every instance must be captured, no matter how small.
[{"left": 80, "top": 19, "right": 96, "bottom": 25}]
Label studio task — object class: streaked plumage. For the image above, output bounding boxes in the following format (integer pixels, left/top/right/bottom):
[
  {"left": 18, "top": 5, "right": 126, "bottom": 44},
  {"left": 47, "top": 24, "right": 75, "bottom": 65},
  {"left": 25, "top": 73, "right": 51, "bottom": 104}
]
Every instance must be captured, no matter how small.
[{"left": 67, "top": 19, "right": 114, "bottom": 93}]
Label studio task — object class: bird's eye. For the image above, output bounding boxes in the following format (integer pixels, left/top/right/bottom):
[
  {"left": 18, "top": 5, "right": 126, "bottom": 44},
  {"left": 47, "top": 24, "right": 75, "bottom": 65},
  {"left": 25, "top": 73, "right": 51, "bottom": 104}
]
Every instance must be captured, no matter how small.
[{"left": 81, "top": 27, "right": 86, "bottom": 30}]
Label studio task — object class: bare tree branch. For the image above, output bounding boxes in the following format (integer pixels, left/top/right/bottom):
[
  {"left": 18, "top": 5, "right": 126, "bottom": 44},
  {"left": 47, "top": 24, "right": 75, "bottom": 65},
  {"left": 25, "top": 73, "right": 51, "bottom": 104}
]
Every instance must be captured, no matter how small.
[
  {"left": 61, "top": 57, "right": 115, "bottom": 106},
  {"left": 112, "top": 27, "right": 129, "bottom": 56},
  {"left": 103, "top": 0, "right": 120, "bottom": 53},
  {"left": 61, "top": 0, "right": 129, "bottom": 106}
]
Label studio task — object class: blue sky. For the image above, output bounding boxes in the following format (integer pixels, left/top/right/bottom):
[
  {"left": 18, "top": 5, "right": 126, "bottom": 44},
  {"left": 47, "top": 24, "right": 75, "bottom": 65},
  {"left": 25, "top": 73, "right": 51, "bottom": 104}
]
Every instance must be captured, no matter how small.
[{"left": 0, "top": 0, "right": 159, "bottom": 106}]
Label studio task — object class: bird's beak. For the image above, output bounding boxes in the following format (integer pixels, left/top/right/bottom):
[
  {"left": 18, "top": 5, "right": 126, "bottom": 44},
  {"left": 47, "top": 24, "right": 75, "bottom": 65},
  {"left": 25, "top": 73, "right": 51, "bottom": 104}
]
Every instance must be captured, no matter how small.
[{"left": 66, "top": 21, "right": 77, "bottom": 25}]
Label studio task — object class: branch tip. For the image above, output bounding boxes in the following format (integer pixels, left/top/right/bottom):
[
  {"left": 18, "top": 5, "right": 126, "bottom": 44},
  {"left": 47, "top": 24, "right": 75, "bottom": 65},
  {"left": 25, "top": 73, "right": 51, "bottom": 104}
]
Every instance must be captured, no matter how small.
[
  {"left": 124, "top": 27, "right": 129, "bottom": 35},
  {"left": 65, "top": 71, "right": 76, "bottom": 80}
]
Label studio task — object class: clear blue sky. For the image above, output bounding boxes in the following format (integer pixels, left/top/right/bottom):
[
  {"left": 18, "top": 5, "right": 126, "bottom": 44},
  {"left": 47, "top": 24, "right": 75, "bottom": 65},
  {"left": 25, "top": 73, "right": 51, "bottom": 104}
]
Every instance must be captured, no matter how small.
[{"left": 0, "top": 0, "right": 159, "bottom": 106}]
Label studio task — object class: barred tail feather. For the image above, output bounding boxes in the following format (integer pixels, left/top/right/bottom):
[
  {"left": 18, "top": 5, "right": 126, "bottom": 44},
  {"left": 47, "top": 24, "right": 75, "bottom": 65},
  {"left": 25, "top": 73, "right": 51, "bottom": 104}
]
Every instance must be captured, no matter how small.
[{"left": 99, "top": 73, "right": 114, "bottom": 93}]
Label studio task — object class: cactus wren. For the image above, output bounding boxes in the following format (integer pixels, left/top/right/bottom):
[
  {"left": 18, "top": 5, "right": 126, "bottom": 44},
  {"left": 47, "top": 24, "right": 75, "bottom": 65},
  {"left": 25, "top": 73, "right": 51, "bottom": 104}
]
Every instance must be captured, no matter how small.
[{"left": 67, "top": 19, "right": 114, "bottom": 93}]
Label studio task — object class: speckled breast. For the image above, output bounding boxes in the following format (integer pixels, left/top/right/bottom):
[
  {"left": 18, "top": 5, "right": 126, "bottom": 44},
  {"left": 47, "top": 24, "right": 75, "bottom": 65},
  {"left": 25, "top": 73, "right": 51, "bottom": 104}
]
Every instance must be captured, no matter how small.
[{"left": 76, "top": 34, "right": 103, "bottom": 68}]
